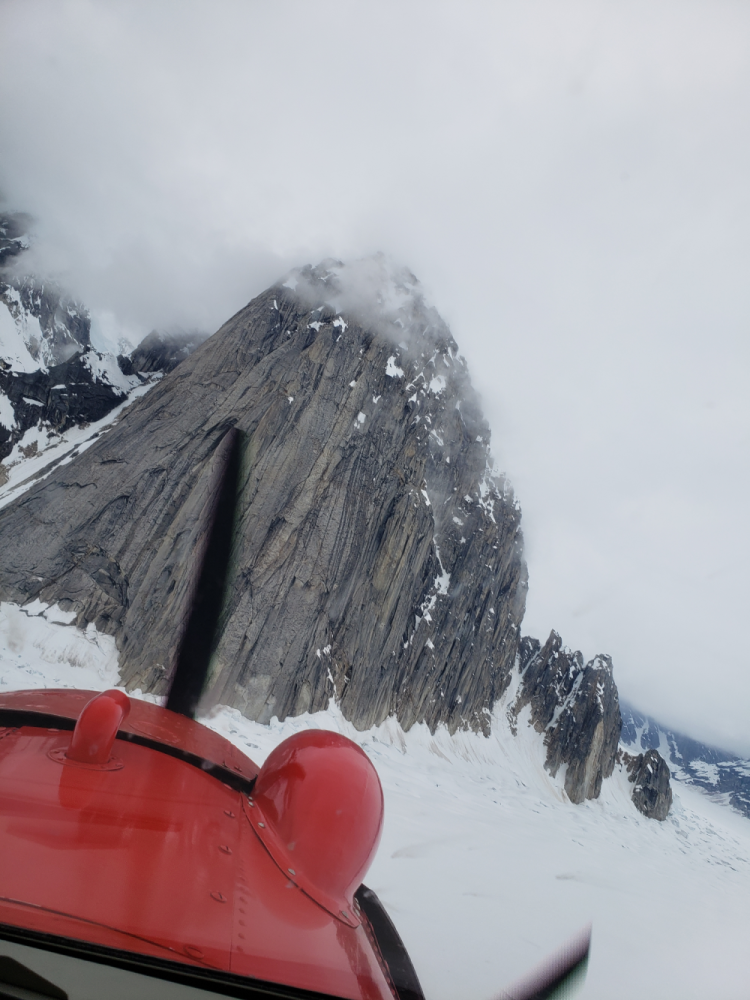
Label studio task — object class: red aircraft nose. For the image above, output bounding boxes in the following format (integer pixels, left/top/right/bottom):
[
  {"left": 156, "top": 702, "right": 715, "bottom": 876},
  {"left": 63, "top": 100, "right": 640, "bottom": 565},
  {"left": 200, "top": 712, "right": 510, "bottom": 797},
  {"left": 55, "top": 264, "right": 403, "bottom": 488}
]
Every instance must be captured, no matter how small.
[{"left": 249, "top": 729, "right": 384, "bottom": 927}]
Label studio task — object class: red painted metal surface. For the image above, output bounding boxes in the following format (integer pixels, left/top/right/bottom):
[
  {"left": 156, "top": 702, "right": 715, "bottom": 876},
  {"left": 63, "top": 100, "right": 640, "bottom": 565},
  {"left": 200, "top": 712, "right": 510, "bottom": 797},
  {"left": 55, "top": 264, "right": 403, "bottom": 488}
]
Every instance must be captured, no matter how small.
[
  {"left": 251, "top": 730, "right": 384, "bottom": 928},
  {"left": 0, "top": 688, "right": 257, "bottom": 784},
  {"left": 67, "top": 689, "right": 130, "bottom": 765},
  {"left": 0, "top": 690, "right": 395, "bottom": 1000}
]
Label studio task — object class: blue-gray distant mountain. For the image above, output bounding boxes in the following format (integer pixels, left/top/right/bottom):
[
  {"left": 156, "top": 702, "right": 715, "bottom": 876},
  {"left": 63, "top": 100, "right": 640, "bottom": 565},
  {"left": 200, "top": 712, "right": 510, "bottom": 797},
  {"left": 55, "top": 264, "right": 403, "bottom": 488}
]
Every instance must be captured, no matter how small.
[
  {"left": 621, "top": 702, "right": 750, "bottom": 819},
  {"left": 0, "top": 210, "right": 204, "bottom": 471}
]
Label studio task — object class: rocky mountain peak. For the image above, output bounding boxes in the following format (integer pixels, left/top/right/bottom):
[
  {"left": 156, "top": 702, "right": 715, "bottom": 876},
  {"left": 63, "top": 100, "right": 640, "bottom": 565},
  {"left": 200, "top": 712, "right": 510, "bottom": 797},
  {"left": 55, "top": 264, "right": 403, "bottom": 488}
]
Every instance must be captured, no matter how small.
[
  {"left": 0, "top": 208, "right": 207, "bottom": 484},
  {"left": 0, "top": 212, "right": 91, "bottom": 370},
  {"left": 288, "top": 255, "right": 440, "bottom": 340},
  {"left": 621, "top": 702, "right": 749, "bottom": 819},
  {"left": 0, "top": 251, "right": 675, "bottom": 819},
  {"left": 0, "top": 257, "right": 527, "bottom": 736},
  {"left": 286, "top": 255, "right": 506, "bottom": 530}
]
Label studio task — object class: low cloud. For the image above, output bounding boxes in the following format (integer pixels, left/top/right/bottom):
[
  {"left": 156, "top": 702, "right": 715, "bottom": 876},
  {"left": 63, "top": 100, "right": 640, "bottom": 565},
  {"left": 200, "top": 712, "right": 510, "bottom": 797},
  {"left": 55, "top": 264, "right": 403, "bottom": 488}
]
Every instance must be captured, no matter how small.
[{"left": 1, "top": 0, "right": 749, "bottom": 752}]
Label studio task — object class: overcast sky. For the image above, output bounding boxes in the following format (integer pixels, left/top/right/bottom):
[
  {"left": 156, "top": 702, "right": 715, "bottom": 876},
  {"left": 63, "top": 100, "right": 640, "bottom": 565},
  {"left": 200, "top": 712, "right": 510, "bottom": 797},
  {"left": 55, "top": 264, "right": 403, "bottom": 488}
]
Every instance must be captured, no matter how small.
[{"left": 1, "top": 0, "right": 749, "bottom": 754}]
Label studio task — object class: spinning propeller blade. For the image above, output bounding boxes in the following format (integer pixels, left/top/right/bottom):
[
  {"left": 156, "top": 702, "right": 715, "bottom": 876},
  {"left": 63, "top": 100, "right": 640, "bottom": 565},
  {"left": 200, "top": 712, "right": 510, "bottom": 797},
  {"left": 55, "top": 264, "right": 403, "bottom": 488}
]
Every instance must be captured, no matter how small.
[
  {"left": 166, "top": 427, "right": 242, "bottom": 718},
  {"left": 495, "top": 925, "right": 591, "bottom": 1000}
]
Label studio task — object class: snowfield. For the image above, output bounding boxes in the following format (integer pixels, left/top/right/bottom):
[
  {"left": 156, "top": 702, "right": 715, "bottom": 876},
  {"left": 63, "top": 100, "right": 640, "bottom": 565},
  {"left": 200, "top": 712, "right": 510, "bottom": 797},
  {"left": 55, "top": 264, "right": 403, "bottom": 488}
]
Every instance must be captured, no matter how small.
[{"left": 2, "top": 602, "right": 750, "bottom": 999}]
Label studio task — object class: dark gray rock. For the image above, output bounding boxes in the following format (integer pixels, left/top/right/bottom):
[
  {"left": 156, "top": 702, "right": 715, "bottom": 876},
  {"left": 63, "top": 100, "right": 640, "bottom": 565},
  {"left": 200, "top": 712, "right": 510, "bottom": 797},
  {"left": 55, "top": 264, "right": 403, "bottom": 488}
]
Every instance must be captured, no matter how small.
[
  {"left": 511, "top": 631, "right": 622, "bottom": 803},
  {"left": 118, "top": 330, "right": 206, "bottom": 376},
  {"left": 0, "top": 258, "right": 527, "bottom": 734},
  {"left": 1, "top": 211, "right": 91, "bottom": 367},
  {"left": 0, "top": 352, "right": 128, "bottom": 461},
  {"left": 621, "top": 748, "right": 672, "bottom": 820},
  {"left": 0, "top": 275, "right": 91, "bottom": 368},
  {"left": 0, "top": 206, "right": 203, "bottom": 466},
  {"left": 621, "top": 702, "right": 748, "bottom": 819}
]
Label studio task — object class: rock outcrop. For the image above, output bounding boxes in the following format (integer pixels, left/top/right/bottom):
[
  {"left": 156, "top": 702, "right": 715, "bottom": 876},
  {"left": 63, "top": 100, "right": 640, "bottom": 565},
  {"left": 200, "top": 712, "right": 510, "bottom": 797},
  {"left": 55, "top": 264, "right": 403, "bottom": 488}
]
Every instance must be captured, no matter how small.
[
  {"left": 621, "top": 748, "right": 672, "bottom": 820},
  {"left": 0, "top": 210, "right": 204, "bottom": 470},
  {"left": 621, "top": 702, "right": 743, "bottom": 818},
  {"left": 0, "top": 352, "right": 140, "bottom": 461},
  {"left": 118, "top": 329, "right": 205, "bottom": 376},
  {"left": 0, "top": 258, "right": 527, "bottom": 734},
  {"left": 511, "top": 631, "right": 622, "bottom": 803}
]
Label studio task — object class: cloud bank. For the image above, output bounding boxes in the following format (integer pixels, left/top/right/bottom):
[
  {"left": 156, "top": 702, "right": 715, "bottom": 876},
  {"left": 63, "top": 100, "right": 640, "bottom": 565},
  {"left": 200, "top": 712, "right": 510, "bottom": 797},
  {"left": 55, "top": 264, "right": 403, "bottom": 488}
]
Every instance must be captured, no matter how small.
[{"left": 1, "top": 0, "right": 749, "bottom": 752}]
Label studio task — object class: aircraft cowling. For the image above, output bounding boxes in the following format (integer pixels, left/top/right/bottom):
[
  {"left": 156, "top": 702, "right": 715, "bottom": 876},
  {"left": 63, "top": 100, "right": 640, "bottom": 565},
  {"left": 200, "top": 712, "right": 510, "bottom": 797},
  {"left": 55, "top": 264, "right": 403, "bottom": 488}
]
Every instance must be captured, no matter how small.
[{"left": 248, "top": 729, "right": 384, "bottom": 927}]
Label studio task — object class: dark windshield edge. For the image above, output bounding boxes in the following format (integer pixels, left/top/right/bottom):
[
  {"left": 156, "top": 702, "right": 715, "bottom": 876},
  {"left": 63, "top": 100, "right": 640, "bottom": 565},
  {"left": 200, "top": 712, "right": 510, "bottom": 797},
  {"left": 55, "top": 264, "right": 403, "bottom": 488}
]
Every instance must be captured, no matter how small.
[
  {"left": 0, "top": 922, "right": 351, "bottom": 1000},
  {"left": 354, "top": 887, "right": 426, "bottom": 1000}
]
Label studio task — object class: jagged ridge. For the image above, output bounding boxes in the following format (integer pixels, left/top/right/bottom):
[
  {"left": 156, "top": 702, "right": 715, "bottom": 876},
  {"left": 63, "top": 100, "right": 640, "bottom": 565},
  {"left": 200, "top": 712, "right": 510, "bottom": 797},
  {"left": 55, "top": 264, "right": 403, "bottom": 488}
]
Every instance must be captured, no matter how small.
[
  {"left": 510, "top": 631, "right": 622, "bottom": 803},
  {"left": 0, "top": 256, "right": 527, "bottom": 735},
  {"left": 0, "top": 211, "right": 204, "bottom": 473}
]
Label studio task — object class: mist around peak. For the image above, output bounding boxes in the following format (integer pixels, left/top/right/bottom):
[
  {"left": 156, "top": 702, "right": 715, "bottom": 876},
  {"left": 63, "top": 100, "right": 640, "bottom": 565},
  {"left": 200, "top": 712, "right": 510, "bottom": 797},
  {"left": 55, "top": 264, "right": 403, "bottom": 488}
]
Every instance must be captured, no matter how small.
[{"left": 282, "top": 256, "right": 457, "bottom": 367}]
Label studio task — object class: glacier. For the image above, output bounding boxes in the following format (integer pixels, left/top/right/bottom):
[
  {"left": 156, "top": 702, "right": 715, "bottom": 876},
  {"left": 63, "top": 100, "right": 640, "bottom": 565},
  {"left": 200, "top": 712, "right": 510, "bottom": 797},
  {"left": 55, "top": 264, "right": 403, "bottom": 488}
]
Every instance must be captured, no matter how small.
[{"left": 1, "top": 600, "right": 749, "bottom": 1000}]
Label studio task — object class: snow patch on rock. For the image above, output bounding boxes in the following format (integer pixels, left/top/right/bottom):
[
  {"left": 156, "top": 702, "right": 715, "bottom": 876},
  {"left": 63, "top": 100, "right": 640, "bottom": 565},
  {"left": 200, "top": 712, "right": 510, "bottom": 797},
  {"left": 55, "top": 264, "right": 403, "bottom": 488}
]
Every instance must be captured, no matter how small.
[
  {"left": 385, "top": 355, "right": 404, "bottom": 378},
  {"left": 0, "top": 300, "right": 39, "bottom": 373}
]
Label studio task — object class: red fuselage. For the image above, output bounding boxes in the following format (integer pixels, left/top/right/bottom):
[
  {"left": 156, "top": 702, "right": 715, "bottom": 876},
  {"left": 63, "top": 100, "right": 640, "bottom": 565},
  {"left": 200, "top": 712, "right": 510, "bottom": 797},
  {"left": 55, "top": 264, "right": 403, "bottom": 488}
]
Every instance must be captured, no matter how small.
[{"left": 0, "top": 688, "right": 397, "bottom": 1000}]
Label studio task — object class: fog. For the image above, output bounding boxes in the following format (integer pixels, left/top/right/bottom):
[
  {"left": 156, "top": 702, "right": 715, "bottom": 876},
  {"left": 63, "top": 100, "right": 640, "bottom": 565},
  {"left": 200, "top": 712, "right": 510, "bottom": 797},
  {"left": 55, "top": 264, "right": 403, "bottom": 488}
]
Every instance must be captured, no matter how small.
[{"left": 1, "top": 0, "right": 749, "bottom": 753}]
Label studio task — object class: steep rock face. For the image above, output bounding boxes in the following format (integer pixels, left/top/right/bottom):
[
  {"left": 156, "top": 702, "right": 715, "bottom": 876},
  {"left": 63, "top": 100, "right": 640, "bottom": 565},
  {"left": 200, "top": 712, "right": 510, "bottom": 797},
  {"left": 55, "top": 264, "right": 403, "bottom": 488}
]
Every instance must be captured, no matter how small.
[
  {"left": 621, "top": 748, "right": 672, "bottom": 820},
  {"left": 511, "top": 631, "right": 621, "bottom": 803},
  {"left": 1, "top": 212, "right": 91, "bottom": 370},
  {"left": 0, "top": 352, "right": 140, "bottom": 462},
  {"left": 0, "top": 210, "right": 203, "bottom": 472},
  {"left": 0, "top": 274, "right": 91, "bottom": 368},
  {"left": 0, "top": 258, "right": 527, "bottom": 733}
]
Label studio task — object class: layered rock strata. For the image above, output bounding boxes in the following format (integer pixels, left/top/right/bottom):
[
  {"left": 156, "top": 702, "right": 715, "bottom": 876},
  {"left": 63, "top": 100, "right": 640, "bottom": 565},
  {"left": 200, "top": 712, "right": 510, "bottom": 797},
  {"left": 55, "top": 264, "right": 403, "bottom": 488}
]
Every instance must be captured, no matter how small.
[
  {"left": 511, "top": 631, "right": 622, "bottom": 804},
  {"left": 0, "top": 258, "right": 527, "bottom": 733}
]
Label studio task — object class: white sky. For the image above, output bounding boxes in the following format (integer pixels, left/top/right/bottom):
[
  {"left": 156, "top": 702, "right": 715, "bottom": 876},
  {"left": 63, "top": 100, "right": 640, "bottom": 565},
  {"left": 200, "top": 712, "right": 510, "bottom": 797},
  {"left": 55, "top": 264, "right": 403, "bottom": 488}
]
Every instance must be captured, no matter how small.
[{"left": 1, "top": 0, "right": 749, "bottom": 755}]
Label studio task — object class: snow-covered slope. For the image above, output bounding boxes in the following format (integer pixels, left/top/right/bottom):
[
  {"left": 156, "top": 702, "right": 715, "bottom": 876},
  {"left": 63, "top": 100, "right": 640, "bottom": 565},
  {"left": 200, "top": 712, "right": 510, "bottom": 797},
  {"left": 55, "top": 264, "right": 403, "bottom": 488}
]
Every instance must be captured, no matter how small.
[
  {"left": 0, "top": 378, "right": 158, "bottom": 511},
  {"left": 621, "top": 701, "right": 750, "bottom": 820},
  {"left": 1, "top": 211, "right": 91, "bottom": 370},
  {"left": 0, "top": 209, "right": 205, "bottom": 470},
  {"left": 2, "top": 607, "right": 749, "bottom": 1000}
]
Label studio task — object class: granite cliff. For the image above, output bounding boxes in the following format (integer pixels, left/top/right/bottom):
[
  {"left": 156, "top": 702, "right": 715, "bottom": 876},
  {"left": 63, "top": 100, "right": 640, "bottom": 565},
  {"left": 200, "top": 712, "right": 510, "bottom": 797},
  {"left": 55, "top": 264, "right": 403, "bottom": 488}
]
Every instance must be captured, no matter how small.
[
  {"left": 0, "top": 258, "right": 526, "bottom": 734},
  {"left": 0, "top": 249, "right": 674, "bottom": 815},
  {"left": 510, "top": 631, "right": 621, "bottom": 804},
  {"left": 508, "top": 632, "right": 672, "bottom": 815}
]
